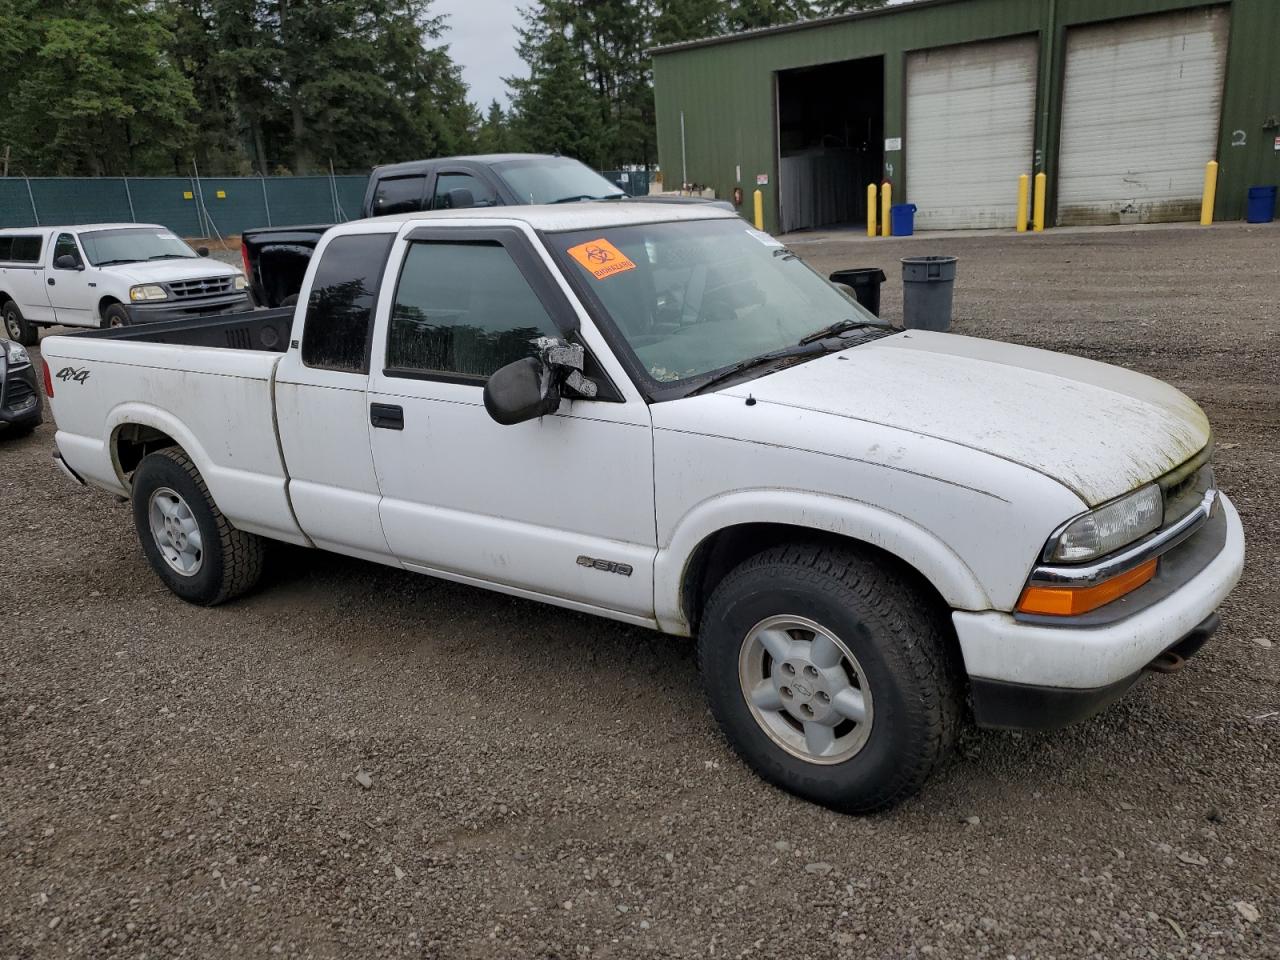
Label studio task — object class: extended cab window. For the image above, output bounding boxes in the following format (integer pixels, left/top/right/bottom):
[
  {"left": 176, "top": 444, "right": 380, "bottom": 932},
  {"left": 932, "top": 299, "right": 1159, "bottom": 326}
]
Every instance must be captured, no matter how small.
[
  {"left": 432, "top": 173, "right": 496, "bottom": 209},
  {"left": 0, "top": 234, "right": 43, "bottom": 263},
  {"left": 371, "top": 176, "right": 426, "bottom": 216},
  {"left": 386, "top": 242, "right": 559, "bottom": 380},
  {"left": 301, "top": 233, "right": 395, "bottom": 374}
]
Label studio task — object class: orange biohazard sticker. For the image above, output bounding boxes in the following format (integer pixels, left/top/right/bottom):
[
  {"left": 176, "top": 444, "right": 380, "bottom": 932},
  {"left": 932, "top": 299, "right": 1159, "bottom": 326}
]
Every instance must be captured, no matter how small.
[{"left": 566, "top": 238, "right": 636, "bottom": 280}]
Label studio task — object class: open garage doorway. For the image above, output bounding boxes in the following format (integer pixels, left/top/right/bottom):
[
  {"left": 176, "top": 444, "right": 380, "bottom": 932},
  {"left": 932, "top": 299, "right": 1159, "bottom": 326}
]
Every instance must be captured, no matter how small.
[{"left": 776, "top": 57, "right": 883, "bottom": 235}]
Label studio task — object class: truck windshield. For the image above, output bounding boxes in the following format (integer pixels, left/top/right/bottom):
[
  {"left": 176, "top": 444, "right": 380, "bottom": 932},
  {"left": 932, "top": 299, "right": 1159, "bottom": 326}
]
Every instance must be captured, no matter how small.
[
  {"left": 551, "top": 218, "right": 884, "bottom": 386},
  {"left": 492, "top": 157, "right": 626, "bottom": 205},
  {"left": 79, "top": 228, "right": 198, "bottom": 266}
]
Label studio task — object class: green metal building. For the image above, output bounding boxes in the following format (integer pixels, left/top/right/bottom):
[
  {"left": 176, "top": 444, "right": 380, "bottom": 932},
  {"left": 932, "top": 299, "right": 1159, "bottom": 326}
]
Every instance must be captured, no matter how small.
[{"left": 652, "top": 0, "right": 1280, "bottom": 234}]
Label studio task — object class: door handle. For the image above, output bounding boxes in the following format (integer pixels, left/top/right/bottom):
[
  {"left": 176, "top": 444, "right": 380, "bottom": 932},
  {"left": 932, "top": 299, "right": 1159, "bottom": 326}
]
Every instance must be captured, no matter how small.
[
  {"left": 370, "top": 403, "right": 404, "bottom": 430},
  {"left": 47, "top": 278, "right": 55, "bottom": 286}
]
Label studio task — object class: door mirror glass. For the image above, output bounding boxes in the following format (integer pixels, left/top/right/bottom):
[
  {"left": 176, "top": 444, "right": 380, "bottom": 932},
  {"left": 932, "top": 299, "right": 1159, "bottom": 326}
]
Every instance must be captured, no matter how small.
[
  {"left": 483, "top": 356, "right": 560, "bottom": 425},
  {"left": 197, "top": 246, "right": 210, "bottom": 258},
  {"left": 54, "top": 254, "right": 81, "bottom": 270},
  {"left": 445, "top": 187, "right": 475, "bottom": 210}
]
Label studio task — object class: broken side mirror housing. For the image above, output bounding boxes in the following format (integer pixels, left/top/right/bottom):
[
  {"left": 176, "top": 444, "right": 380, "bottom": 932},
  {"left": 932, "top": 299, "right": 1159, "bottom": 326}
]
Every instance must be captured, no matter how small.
[
  {"left": 484, "top": 356, "right": 561, "bottom": 425},
  {"left": 483, "top": 337, "right": 597, "bottom": 426}
]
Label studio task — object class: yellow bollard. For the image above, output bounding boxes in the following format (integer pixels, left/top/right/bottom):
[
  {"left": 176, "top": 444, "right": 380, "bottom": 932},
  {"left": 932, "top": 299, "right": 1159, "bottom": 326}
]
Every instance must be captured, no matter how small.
[
  {"left": 753, "top": 189, "right": 764, "bottom": 231},
  {"left": 881, "top": 182, "right": 893, "bottom": 237},
  {"left": 1032, "top": 172, "right": 1047, "bottom": 232},
  {"left": 867, "top": 183, "right": 878, "bottom": 237},
  {"left": 1016, "top": 174, "right": 1030, "bottom": 233},
  {"left": 1200, "top": 160, "right": 1219, "bottom": 225}
]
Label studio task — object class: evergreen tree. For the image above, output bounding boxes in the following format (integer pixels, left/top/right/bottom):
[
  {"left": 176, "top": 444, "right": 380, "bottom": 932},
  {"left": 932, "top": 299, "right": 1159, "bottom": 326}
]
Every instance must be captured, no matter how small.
[
  {"left": 508, "top": 23, "right": 605, "bottom": 167},
  {"left": 476, "top": 100, "right": 519, "bottom": 154}
]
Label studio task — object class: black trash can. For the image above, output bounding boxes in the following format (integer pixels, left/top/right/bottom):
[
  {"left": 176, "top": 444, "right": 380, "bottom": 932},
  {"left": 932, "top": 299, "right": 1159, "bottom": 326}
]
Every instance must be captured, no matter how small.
[
  {"left": 829, "top": 268, "right": 887, "bottom": 317},
  {"left": 901, "top": 256, "right": 958, "bottom": 331}
]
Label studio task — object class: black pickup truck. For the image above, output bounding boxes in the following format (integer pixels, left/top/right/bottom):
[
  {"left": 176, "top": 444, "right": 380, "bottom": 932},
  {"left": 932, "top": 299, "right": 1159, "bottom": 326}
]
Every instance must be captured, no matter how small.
[{"left": 240, "top": 153, "right": 731, "bottom": 308}]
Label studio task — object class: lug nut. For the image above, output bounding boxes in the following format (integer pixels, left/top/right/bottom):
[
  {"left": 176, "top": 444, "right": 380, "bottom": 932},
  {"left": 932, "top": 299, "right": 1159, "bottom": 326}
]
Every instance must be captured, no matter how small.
[
  {"left": 803, "top": 665, "right": 819, "bottom": 678},
  {"left": 782, "top": 663, "right": 796, "bottom": 676},
  {"left": 817, "top": 691, "right": 830, "bottom": 704},
  {"left": 800, "top": 704, "right": 814, "bottom": 717},
  {"left": 780, "top": 686, "right": 792, "bottom": 698}
]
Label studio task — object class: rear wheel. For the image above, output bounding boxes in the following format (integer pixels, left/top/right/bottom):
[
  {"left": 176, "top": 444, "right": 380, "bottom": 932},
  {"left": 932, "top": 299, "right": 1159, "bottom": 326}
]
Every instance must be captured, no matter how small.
[
  {"left": 131, "top": 447, "right": 266, "bottom": 605},
  {"left": 103, "top": 303, "right": 130, "bottom": 328},
  {"left": 3, "top": 300, "right": 37, "bottom": 346},
  {"left": 697, "top": 543, "right": 963, "bottom": 813}
]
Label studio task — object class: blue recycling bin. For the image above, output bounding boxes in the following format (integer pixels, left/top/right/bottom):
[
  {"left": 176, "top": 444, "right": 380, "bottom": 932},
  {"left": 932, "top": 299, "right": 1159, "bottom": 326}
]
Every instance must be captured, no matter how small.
[
  {"left": 890, "top": 203, "right": 918, "bottom": 237},
  {"left": 1246, "top": 186, "right": 1276, "bottom": 224}
]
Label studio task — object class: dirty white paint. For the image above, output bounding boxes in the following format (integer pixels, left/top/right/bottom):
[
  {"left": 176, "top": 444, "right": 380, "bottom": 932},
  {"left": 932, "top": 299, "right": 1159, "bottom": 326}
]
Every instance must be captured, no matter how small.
[
  {"left": 41, "top": 205, "right": 1244, "bottom": 705},
  {"left": 1057, "top": 7, "right": 1230, "bottom": 226}
]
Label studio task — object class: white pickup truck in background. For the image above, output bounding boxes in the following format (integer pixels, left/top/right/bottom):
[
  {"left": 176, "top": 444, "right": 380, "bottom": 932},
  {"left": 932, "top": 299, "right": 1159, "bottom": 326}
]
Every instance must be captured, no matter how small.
[
  {"left": 0, "top": 224, "right": 250, "bottom": 345},
  {"left": 40, "top": 204, "right": 1245, "bottom": 812}
]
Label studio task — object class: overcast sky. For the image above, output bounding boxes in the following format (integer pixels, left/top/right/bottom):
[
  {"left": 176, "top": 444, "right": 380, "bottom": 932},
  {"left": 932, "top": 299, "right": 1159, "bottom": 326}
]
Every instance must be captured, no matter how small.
[
  {"left": 435, "top": 0, "right": 525, "bottom": 110},
  {"left": 435, "top": 0, "right": 918, "bottom": 111}
]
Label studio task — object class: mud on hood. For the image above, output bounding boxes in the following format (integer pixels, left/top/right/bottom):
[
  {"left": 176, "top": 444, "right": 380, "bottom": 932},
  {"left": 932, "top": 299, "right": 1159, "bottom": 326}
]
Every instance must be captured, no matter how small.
[{"left": 724, "top": 330, "right": 1210, "bottom": 506}]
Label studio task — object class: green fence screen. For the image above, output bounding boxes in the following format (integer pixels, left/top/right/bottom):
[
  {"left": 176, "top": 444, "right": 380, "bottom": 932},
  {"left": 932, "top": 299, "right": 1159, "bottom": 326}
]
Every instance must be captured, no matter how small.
[{"left": 0, "top": 175, "right": 369, "bottom": 237}]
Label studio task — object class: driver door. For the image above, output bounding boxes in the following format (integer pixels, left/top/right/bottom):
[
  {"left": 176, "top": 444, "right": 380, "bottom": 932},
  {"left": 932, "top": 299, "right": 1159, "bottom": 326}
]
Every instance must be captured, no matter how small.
[
  {"left": 46, "top": 233, "right": 96, "bottom": 327},
  {"left": 367, "top": 225, "right": 657, "bottom": 621}
]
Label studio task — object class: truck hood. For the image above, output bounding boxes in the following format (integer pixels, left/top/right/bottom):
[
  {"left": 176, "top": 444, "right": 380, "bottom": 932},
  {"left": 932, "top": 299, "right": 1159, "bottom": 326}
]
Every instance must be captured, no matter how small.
[
  {"left": 722, "top": 330, "right": 1210, "bottom": 506},
  {"left": 108, "top": 259, "right": 240, "bottom": 284}
]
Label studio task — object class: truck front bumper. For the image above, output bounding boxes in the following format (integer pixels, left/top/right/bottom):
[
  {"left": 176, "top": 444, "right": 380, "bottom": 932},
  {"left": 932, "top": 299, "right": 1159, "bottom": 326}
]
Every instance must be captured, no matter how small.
[
  {"left": 954, "top": 493, "right": 1245, "bottom": 730},
  {"left": 124, "top": 292, "right": 252, "bottom": 325}
]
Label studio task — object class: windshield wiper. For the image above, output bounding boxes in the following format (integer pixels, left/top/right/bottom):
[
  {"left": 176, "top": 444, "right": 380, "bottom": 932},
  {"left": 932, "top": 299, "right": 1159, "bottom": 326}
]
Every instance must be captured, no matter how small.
[
  {"left": 93, "top": 258, "right": 139, "bottom": 266},
  {"left": 798, "top": 318, "right": 886, "bottom": 345},
  {"left": 688, "top": 342, "right": 826, "bottom": 396},
  {"left": 147, "top": 254, "right": 191, "bottom": 260},
  {"left": 550, "top": 193, "right": 625, "bottom": 203}
]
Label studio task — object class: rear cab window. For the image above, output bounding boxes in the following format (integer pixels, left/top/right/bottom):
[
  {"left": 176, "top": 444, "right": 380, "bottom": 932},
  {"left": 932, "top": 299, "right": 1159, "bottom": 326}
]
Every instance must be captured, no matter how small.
[
  {"left": 0, "top": 234, "right": 44, "bottom": 264},
  {"left": 371, "top": 176, "right": 427, "bottom": 216},
  {"left": 301, "top": 233, "right": 396, "bottom": 373}
]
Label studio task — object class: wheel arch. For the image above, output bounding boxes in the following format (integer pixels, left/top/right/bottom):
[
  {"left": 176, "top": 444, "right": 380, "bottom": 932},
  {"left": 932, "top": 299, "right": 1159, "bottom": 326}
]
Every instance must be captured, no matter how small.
[
  {"left": 97, "top": 295, "right": 122, "bottom": 321},
  {"left": 655, "top": 491, "right": 991, "bottom": 636},
  {"left": 106, "top": 404, "right": 212, "bottom": 494}
]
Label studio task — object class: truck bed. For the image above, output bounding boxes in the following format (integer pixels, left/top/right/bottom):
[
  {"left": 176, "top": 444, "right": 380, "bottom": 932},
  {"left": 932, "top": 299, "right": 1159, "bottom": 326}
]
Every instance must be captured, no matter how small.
[{"left": 72, "top": 307, "right": 295, "bottom": 353}]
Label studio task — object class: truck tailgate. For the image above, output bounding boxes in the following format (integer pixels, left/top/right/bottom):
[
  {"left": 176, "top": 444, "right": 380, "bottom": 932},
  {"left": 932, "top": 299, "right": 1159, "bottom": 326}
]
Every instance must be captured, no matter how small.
[{"left": 40, "top": 336, "right": 306, "bottom": 545}]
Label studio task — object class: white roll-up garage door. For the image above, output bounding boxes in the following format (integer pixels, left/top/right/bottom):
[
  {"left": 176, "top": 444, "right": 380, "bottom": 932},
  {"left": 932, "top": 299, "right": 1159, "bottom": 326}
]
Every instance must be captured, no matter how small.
[
  {"left": 1056, "top": 8, "right": 1230, "bottom": 226},
  {"left": 906, "top": 37, "right": 1038, "bottom": 230}
]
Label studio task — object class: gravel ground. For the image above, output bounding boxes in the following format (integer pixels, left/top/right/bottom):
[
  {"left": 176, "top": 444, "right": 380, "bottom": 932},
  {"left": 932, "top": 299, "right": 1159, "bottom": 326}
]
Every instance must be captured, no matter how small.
[{"left": 2, "top": 222, "right": 1277, "bottom": 959}]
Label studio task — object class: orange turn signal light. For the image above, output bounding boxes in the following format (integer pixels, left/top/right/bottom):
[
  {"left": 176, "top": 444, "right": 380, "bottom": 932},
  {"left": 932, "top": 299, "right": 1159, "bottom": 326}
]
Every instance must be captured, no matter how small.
[{"left": 1017, "top": 558, "right": 1158, "bottom": 617}]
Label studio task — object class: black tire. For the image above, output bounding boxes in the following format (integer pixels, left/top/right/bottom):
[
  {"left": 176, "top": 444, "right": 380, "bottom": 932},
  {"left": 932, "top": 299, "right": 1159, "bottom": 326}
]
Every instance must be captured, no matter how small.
[
  {"left": 3, "top": 300, "right": 38, "bottom": 346},
  {"left": 697, "top": 543, "right": 963, "bottom": 813},
  {"left": 131, "top": 447, "right": 266, "bottom": 605},
  {"left": 103, "top": 303, "right": 130, "bottom": 328}
]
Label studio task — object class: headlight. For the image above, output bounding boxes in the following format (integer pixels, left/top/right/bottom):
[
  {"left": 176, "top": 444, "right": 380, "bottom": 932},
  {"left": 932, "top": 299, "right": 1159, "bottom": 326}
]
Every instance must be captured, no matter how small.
[
  {"left": 5, "top": 340, "right": 30, "bottom": 366},
  {"left": 129, "top": 284, "right": 168, "bottom": 302},
  {"left": 1045, "top": 484, "right": 1163, "bottom": 562},
  {"left": 234, "top": 274, "right": 248, "bottom": 290}
]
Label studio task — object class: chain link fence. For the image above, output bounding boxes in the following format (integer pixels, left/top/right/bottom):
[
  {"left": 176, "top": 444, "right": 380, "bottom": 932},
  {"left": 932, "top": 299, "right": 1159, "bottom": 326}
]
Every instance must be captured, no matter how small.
[{"left": 0, "top": 175, "right": 369, "bottom": 239}]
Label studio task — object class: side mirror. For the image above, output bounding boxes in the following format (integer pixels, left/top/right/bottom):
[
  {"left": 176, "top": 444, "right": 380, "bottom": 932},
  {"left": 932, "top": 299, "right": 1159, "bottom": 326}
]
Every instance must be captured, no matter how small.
[
  {"left": 54, "top": 254, "right": 81, "bottom": 271},
  {"left": 197, "top": 246, "right": 210, "bottom": 257},
  {"left": 483, "top": 356, "right": 560, "bottom": 425},
  {"left": 446, "top": 187, "right": 475, "bottom": 209}
]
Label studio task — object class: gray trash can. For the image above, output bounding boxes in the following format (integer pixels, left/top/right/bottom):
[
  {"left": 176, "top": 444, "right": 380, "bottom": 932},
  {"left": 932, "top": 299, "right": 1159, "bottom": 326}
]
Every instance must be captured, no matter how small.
[{"left": 901, "top": 256, "right": 958, "bottom": 331}]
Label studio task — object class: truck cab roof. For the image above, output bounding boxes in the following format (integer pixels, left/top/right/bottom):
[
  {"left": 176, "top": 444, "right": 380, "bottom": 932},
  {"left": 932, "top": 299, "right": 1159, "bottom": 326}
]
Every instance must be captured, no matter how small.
[{"left": 339, "top": 201, "right": 739, "bottom": 234}]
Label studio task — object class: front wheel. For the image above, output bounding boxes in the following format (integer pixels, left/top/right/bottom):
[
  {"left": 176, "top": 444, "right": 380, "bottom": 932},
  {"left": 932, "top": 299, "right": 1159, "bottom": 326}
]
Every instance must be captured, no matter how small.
[
  {"left": 697, "top": 543, "right": 963, "bottom": 813},
  {"left": 131, "top": 448, "right": 266, "bottom": 605},
  {"left": 3, "top": 300, "right": 38, "bottom": 346},
  {"left": 103, "top": 303, "right": 130, "bottom": 328}
]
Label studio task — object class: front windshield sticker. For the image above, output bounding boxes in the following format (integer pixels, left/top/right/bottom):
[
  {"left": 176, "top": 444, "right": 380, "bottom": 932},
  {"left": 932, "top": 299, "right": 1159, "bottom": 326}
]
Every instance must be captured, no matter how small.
[{"left": 567, "top": 238, "right": 637, "bottom": 280}]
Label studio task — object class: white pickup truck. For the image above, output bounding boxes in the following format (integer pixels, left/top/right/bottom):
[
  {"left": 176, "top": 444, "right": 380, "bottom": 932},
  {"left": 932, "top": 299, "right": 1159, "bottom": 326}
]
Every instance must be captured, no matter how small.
[
  {"left": 41, "top": 205, "right": 1244, "bottom": 811},
  {"left": 0, "top": 223, "right": 250, "bottom": 345}
]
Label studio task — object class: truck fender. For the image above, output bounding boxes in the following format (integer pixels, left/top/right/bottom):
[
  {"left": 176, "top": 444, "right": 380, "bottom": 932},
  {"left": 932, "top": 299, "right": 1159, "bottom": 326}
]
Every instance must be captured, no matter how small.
[
  {"left": 653, "top": 489, "right": 991, "bottom": 635},
  {"left": 105, "top": 402, "right": 219, "bottom": 494}
]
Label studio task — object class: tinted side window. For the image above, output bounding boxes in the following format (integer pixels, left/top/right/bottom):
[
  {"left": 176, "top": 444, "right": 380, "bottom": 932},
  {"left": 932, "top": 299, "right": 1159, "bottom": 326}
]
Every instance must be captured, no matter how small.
[
  {"left": 371, "top": 176, "right": 426, "bottom": 216},
  {"left": 54, "top": 233, "right": 80, "bottom": 266},
  {"left": 301, "top": 233, "right": 395, "bottom": 374},
  {"left": 5, "top": 235, "right": 43, "bottom": 263},
  {"left": 387, "top": 242, "right": 559, "bottom": 380},
  {"left": 0, "top": 237, "right": 11, "bottom": 260},
  {"left": 432, "top": 173, "right": 497, "bottom": 209}
]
